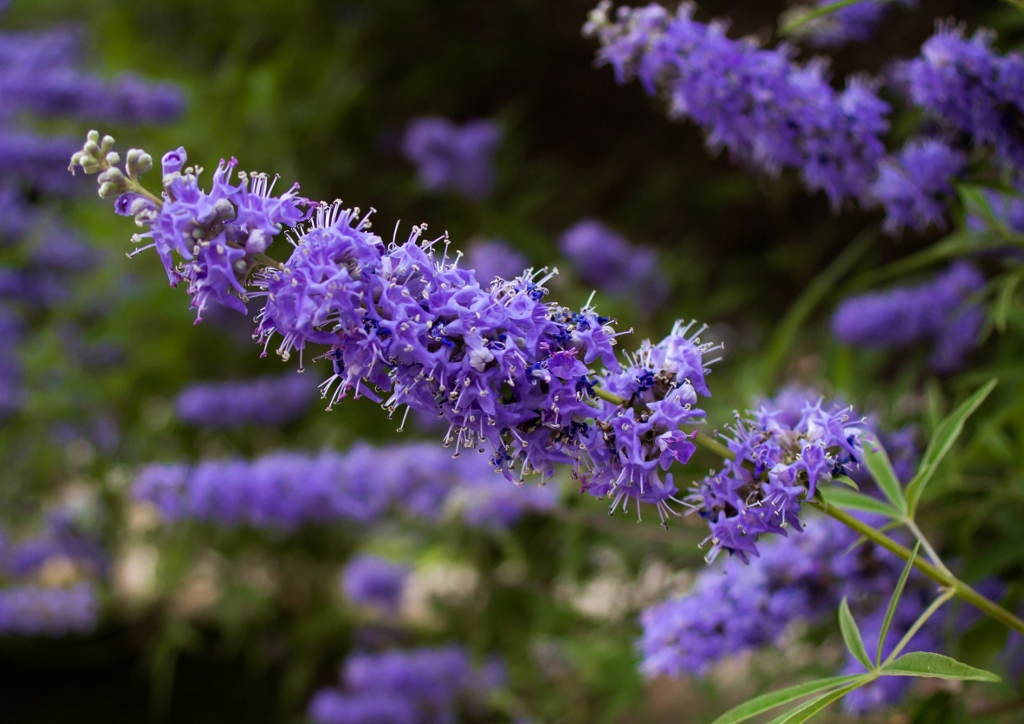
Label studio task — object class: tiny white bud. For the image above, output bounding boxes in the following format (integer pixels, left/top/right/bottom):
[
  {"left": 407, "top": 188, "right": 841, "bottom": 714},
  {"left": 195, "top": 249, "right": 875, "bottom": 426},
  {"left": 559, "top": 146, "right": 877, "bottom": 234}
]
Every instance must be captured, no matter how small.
[
  {"left": 87, "top": 130, "right": 100, "bottom": 144},
  {"left": 83, "top": 140, "right": 101, "bottom": 158},
  {"left": 101, "top": 135, "right": 115, "bottom": 152},
  {"left": 106, "top": 151, "right": 121, "bottom": 166},
  {"left": 98, "top": 182, "right": 119, "bottom": 198}
]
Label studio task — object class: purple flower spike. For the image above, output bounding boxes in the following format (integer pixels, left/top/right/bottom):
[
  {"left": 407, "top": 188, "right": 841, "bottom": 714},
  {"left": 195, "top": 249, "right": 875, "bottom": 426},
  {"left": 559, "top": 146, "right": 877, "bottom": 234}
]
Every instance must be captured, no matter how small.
[
  {"left": 341, "top": 555, "right": 409, "bottom": 612},
  {"left": 403, "top": 117, "right": 502, "bottom": 200},
  {"left": 831, "top": 261, "right": 985, "bottom": 373}
]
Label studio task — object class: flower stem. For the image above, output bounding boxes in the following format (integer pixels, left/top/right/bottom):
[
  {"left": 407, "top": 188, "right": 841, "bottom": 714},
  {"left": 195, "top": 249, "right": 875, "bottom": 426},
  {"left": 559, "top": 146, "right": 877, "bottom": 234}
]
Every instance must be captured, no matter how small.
[{"left": 811, "top": 500, "right": 1024, "bottom": 637}]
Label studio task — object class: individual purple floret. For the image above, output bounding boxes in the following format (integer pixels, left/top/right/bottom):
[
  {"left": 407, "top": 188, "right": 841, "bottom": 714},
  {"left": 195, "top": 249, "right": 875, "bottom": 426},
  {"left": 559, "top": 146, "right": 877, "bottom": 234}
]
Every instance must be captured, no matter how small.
[
  {"left": 640, "top": 514, "right": 898, "bottom": 676},
  {"left": 900, "top": 24, "right": 1024, "bottom": 169},
  {"left": 687, "top": 390, "right": 867, "bottom": 563},
  {"left": 830, "top": 261, "right": 985, "bottom": 373},
  {"left": 558, "top": 219, "right": 666, "bottom": 305},
  {"left": 402, "top": 117, "right": 502, "bottom": 200},
  {"left": 585, "top": 2, "right": 890, "bottom": 210},
  {"left": 869, "top": 139, "right": 966, "bottom": 235},
  {"left": 464, "top": 239, "right": 528, "bottom": 286},
  {"left": 134, "top": 442, "right": 558, "bottom": 531},
  {"left": 174, "top": 372, "right": 318, "bottom": 428},
  {"left": 0, "top": 584, "right": 98, "bottom": 636},
  {"left": 341, "top": 555, "right": 410, "bottom": 612}
]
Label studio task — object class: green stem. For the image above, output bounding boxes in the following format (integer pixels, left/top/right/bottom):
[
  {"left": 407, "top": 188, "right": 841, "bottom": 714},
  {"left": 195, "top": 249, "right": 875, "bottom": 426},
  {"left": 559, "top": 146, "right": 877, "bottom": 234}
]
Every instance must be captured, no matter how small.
[
  {"left": 812, "top": 501, "right": 1024, "bottom": 637},
  {"left": 592, "top": 386, "right": 626, "bottom": 406}
]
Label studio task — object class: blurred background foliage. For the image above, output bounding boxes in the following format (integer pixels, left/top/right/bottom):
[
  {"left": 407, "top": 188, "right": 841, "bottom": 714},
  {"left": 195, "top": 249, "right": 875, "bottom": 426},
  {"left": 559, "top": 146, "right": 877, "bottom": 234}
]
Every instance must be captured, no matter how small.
[{"left": 3, "top": 0, "right": 1024, "bottom": 722}]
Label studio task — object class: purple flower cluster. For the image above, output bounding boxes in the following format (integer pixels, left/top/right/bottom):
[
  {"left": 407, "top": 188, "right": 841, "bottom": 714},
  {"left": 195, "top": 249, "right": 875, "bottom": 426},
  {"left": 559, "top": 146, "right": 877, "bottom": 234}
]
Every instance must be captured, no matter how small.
[
  {"left": 641, "top": 513, "right": 947, "bottom": 713},
  {"left": 831, "top": 261, "right": 985, "bottom": 373},
  {"left": 341, "top": 555, "right": 410, "bottom": 612},
  {"left": 640, "top": 515, "right": 895, "bottom": 676},
  {"left": 688, "top": 391, "right": 867, "bottom": 563},
  {"left": 174, "top": 372, "right": 319, "bottom": 429},
  {"left": 585, "top": 2, "right": 890, "bottom": 210},
  {"left": 0, "top": 306, "right": 22, "bottom": 419},
  {"left": 119, "top": 149, "right": 312, "bottom": 321},
  {"left": 308, "top": 645, "right": 503, "bottom": 724},
  {"left": 869, "top": 139, "right": 966, "bottom": 235},
  {"left": 134, "top": 442, "right": 558, "bottom": 531},
  {"left": 0, "top": 584, "right": 97, "bottom": 637},
  {"left": 0, "top": 28, "right": 183, "bottom": 125},
  {"left": 582, "top": 321, "right": 718, "bottom": 524},
  {"left": 558, "top": 219, "right": 666, "bottom": 306},
  {"left": 464, "top": 239, "right": 528, "bottom": 286},
  {"left": 402, "top": 117, "right": 502, "bottom": 200},
  {"left": 900, "top": 24, "right": 1024, "bottom": 169}
]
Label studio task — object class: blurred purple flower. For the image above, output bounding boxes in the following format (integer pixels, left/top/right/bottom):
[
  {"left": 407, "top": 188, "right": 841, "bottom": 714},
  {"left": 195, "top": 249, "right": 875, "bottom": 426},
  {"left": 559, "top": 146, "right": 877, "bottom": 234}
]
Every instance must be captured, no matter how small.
[
  {"left": 341, "top": 555, "right": 410, "bottom": 612},
  {"left": 558, "top": 219, "right": 667, "bottom": 306},
  {"left": 174, "top": 372, "right": 319, "bottom": 429},
  {"left": 403, "top": 117, "right": 501, "bottom": 200}
]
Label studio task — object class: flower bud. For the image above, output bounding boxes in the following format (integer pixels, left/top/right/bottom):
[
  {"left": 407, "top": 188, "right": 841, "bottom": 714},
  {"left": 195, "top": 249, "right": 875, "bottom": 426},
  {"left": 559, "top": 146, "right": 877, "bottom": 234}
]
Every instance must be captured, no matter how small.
[
  {"left": 83, "top": 140, "right": 101, "bottom": 158},
  {"left": 106, "top": 151, "right": 121, "bottom": 166},
  {"left": 101, "top": 135, "right": 115, "bottom": 153},
  {"left": 136, "top": 153, "right": 153, "bottom": 176},
  {"left": 87, "top": 130, "right": 100, "bottom": 144},
  {"left": 98, "top": 182, "right": 120, "bottom": 198}
]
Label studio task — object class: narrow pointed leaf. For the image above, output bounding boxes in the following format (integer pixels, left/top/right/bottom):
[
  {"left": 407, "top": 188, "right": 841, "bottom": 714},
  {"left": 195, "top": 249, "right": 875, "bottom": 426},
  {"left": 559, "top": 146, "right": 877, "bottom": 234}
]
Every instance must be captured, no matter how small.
[
  {"left": 876, "top": 541, "right": 920, "bottom": 666},
  {"left": 819, "top": 486, "right": 900, "bottom": 518},
  {"left": 861, "top": 439, "right": 906, "bottom": 513},
  {"left": 766, "top": 681, "right": 869, "bottom": 724},
  {"left": 834, "top": 475, "right": 859, "bottom": 490},
  {"left": 708, "top": 675, "right": 866, "bottom": 724},
  {"left": 839, "top": 598, "right": 872, "bottom": 670},
  {"left": 881, "top": 652, "right": 1001, "bottom": 682},
  {"left": 906, "top": 379, "right": 998, "bottom": 515}
]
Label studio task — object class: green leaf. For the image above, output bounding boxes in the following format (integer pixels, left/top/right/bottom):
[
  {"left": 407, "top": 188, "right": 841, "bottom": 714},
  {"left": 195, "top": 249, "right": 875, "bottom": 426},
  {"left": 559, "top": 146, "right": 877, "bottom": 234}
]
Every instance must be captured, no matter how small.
[
  {"left": 765, "top": 681, "right": 870, "bottom": 724},
  {"left": 839, "top": 598, "right": 872, "bottom": 671},
  {"left": 819, "top": 486, "right": 900, "bottom": 518},
  {"left": 861, "top": 439, "right": 906, "bottom": 513},
  {"left": 905, "top": 379, "right": 998, "bottom": 515},
  {"left": 845, "top": 230, "right": 1005, "bottom": 292},
  {"left": 881, "top": 652, "right": 1001, "bottom": 682},
  {"left": 779, "top": 0, "right": 870, "bottom": 36},
  {"left": 834, "top": 474, "right": 859, "bottom": 490},
  {"left": 994, "top": 269, "right": 1024, "bottom": 333},
  {"left": 876, "top": 541, "right": 921, "bottom": 666},
  {"left": 708, "top": 675, "right": 866, "bottom": 724}
]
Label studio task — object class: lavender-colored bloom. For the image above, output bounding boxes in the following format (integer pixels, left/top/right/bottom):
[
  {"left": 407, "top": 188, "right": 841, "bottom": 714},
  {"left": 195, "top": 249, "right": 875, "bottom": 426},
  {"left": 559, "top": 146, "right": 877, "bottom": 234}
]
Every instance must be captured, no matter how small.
[
  {"left": 0, "top": 132, "right": 80, "bottom": 194},
  {"left": 402, "top": 117, "right": 501, "bottom": 200},
  {"left": 687, "top": 391, "right": 867, "bottom": 563},
  {"left": 86, "top": 139, "right": 718, "bottom": 516},
  {"left": 870, "top": 139, "right": 966, "bottom": 234},
  {"left": 126, "top": 152, "right": 312, "bottom": 320},
  {"left": 967, "top": 188, "right": 1024, "bottom": 235},
  {"left": 831, "top": 261, "right": 985, "bottom": 373},
  {"left": 558, "top": 219, "right": 666, "bottom": 304},
  {"left": 341, "top": 555, "right": 410, "bottom": 611},
  {"left": 174, "top": 372, "right": 318, "bottom": 428},
  {"left": 582, "top": 320, "right": 718, "bottom": 524},
  {"left": 464, "top": 239, "right": 528, "bottom": 285},
  {"left": 310, "top": 645, "right": 503, "bottom": 724},
  {"left": 0, "top": 306, "right": 22, "bottom": 419},
  {"left": 585, "top": 2, "right": 890, "bottom": 210},
  {"left": 134, "top": 442, "right": 559, "bottom": 531},
  {"left": 0, "top": 584, "right": 98, "bottom": 636},
  {"left": 309, "top": 691, "right": 417, "bottom": 724},
  {"left": 900, "top": 24, "right": 1024, "bottom": 169},
  {"left": 640, "top": 515, "right": 898, "bottom": 676}
]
